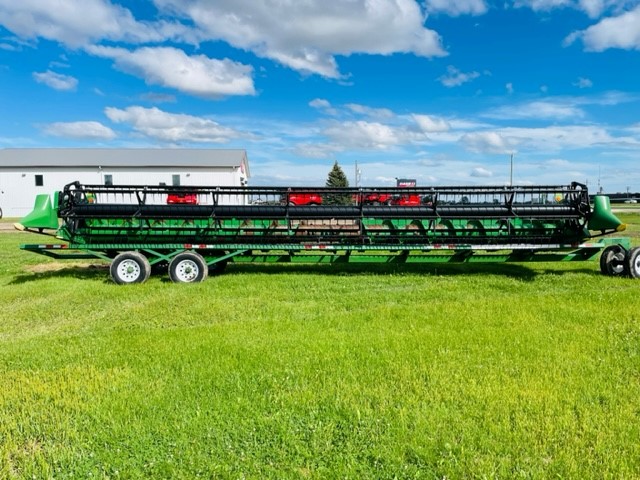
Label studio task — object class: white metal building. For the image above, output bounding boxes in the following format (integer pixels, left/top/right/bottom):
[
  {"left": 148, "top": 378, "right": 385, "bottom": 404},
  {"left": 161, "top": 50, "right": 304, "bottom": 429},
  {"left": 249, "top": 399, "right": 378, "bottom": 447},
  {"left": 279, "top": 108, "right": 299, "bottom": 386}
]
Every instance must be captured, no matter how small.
[{"left": 0, "top": 148, "right": 250, "bottom": 217}]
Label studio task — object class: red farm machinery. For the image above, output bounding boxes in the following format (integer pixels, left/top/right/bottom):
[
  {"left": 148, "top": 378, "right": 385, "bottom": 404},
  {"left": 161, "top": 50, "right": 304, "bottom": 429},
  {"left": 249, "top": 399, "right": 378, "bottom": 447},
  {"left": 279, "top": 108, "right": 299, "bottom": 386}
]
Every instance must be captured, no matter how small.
[{"left": 16, "top": 181, "right": 637, "bottom": 284}]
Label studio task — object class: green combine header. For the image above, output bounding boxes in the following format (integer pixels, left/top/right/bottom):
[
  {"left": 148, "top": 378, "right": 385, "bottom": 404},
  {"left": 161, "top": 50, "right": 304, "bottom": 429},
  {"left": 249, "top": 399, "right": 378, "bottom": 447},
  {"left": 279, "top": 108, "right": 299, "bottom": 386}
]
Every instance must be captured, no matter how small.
[{"left": 16, "top": 181, "right": 637, "bottom": 284}]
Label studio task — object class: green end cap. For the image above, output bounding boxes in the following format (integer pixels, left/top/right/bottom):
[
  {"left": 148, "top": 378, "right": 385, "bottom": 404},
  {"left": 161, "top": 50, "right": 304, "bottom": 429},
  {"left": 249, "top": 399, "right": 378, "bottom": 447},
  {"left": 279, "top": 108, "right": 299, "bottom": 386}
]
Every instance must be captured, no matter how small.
[
  {"left": 18, "top": 193, "right": 59, "bottom": 231},
  {"left": 588, "top": 195, "right": 624, "bottom": 232}
]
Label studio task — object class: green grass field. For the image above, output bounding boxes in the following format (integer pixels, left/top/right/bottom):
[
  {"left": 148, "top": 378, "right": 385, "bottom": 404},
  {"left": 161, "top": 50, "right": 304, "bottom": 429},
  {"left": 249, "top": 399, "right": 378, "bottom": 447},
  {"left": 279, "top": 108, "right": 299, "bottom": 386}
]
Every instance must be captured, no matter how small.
[{"left": 1, "top": 215, "right": 639, "bottom": 478}]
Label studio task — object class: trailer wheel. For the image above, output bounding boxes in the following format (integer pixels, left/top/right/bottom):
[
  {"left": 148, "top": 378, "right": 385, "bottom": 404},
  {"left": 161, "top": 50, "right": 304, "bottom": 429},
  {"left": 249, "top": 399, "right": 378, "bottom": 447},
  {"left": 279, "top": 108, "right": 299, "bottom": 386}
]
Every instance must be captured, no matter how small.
[
  {"left": 599, "top": 245, "right": 627, "bottom": 276},
  {"left": 110, "top": 252, "right": 151, "bottom": 284},
  {"left": 626, "top": 247, "right": 640, "bottom": 279},
  {"left": 169, "top": 252, "right": 208, "bottom": 283}
]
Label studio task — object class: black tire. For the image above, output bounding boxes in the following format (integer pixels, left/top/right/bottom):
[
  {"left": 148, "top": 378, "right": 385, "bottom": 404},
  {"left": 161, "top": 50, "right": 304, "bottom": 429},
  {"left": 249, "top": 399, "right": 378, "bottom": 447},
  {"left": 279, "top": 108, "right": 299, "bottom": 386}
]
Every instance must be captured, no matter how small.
[
  {"left": 169, "top": 252, "right": 208, "bottom": 283},
  {"left": 0, "top": 207, "right": 3, "bottom": 219},
  {"left": 599, "top": 245, "right": 627, "bottom": 276},
  {"left": 626, "top": 246, "right": 640, "bottom": 279},
  {"left": 110, "top": 251, "right": 151, "bottom": 284}
]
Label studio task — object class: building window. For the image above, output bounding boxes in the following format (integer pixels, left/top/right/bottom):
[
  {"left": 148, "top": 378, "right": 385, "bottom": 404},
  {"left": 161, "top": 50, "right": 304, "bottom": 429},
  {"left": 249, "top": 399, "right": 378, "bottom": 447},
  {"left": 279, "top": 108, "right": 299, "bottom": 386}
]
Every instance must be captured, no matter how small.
[
  {"left": 35, "top": 174, "right": 44, "bottom": 187},
  {"left": 172, "top": 174, "right": 180, "bottom": 186},
  {"left": 104, "top": 174, "right": 113, "bottom": 186}
]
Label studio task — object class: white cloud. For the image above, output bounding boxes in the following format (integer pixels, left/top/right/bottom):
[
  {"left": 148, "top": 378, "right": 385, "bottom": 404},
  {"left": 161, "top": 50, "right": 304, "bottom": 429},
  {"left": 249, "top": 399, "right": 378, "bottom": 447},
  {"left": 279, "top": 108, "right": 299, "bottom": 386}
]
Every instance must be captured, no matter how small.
[
  {"left": 574, "top": 77, "right": 593, "bottom": 88},
  {"left": 628, "top": 123, "right": 640, "bottom": 134},
  {"left": 292, "top": 143, "right": 342, "bottom": 159},
  {"left": 309, "top": 99, "right": 394, "bottom": 119},
  {"left": 479, "top": 92, "right": 636, "bottom": 127},
  {"left": 461, "top": 131, "right": 516, "bottom": 154},
  {"left": 32, "top": 70, "right": 78, "bottom": 91},
  {"left": 544, "top": 158, "right": 573, "bottom": 167},
  {"left": 154, "top": 0, "right": 446, "bottom": 78},
  {"left": 322, "top": 120, "right": 417, "bottom": 150},
  {"left": 470, "top": 166, "right": 493, "bottom": 177},
  {"left": 140, "top": 92, "right": 177, "bottom": 103},
  {"left": 485, "top": 100, "right": 585, "bottom": 120},
  {"left": 579, "top": 0, "right": 606, "bottom": 18},
  {"left": 566, "top": 5, "right": 640, "bottom": 51},
  {"left": 298, "top": 98, "right": 640, "bottom": 160},
  {"left": 104, "top": 106, "right": 241, "bottom": 143},
  {"left": 43, "top": 121, "right": 116, "bottom": 140},
  {"left": 513, "top": 0, "right": 572, "bottom": 12},
  {"left": 448, "top": 119, "right": 493, "bottom": 130},
  {"left": 588, "top": 91, "right": 638, "bottom": 106},
  {"left": 412, "top": 114, "right": 451, "bottom": 132},
  {"left": 345, "top": 103, "right": 394, "bottom": 119},
  {"left": 0, "top": 1, "right": 449, "bottom": 79},
  {"left": 323, "top": 121, "right": 400, "bottom": 149},
  {"left": 49, "top": 60, "right": 70, "bottom": 69},
  {"left": 506, "top": 82, "right": 514, "bottom": 94},
  {"left": 425, "top": 0, "right": 488, "bottom": 16},
  {"left": 86, "top": 46, "right": 255, "bottom": 98},
  {"left": 513, "top": 0, "right": 620, "bottom": 18},
  {"left": 309, "top": 98, "right": 331, "bottom": 110},
  {"left": 309, "top": 98, "right": 339, "bottom": 116},
  {"left": 438, "top": 65, "right": 481, "bottom": 87},
  {"left": 0, "top": 0, "right": 192, "bottom": 48},
  {"left": 463, "top": 125, "right": 639, "bottom": 154}
]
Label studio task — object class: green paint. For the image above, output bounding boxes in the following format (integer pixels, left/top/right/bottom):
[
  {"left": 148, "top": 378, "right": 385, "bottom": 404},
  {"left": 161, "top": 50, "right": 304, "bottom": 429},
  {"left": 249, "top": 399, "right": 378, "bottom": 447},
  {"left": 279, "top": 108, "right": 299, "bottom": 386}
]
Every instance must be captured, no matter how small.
[
  {"left": 16, "top": 193, "right": 59, "bottom": 230},
  {"left": 588, "top": 195, "right": 626, "bottom": 232}
]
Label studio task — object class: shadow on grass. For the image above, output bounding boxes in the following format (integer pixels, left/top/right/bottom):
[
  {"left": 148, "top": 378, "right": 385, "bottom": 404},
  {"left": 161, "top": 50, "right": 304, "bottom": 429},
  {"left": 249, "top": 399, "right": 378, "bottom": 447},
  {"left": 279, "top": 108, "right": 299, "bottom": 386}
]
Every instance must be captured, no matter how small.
[
  {"left": 8, "top": 261, "right": 602, "bottom": 285},
  {"left": 223, "top": 262, "right": 601, "bottom": 282},
  {"left": 9, "top": 265, "right": 110, "bottom": 285}
]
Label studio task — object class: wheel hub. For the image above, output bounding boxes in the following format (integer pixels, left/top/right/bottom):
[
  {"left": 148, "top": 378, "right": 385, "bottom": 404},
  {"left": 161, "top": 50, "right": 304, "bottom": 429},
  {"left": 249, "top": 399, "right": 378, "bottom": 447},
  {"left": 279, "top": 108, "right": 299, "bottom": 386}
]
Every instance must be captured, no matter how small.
[
  {"left": 118, "top": 259, "right": 141, "bottom": 282},
  {"left": 176, "top": 260, "right": 199, "bottom": 282}
]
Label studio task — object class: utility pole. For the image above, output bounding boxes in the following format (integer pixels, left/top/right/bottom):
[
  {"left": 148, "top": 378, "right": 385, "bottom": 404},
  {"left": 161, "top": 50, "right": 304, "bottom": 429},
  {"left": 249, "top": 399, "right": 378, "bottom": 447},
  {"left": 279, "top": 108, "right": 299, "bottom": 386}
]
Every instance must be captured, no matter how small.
[{"left": 355, "top": 160, "right": 361, "bottom": 187}]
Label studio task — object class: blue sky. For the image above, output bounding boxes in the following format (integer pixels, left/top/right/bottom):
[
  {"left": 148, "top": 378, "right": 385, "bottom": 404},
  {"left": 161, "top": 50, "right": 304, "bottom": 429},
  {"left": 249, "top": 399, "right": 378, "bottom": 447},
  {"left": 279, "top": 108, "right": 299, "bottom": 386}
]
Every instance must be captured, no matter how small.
[{"left": 1, "top": 0, "right": 639, "bottom": 192}]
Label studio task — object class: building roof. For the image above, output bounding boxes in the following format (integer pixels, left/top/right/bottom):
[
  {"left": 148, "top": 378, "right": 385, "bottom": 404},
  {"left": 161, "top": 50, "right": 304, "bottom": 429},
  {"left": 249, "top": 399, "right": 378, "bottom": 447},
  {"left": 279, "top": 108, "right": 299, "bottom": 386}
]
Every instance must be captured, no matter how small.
[{"left": 0, "top": 148, "right": 250, "bottom": 176}]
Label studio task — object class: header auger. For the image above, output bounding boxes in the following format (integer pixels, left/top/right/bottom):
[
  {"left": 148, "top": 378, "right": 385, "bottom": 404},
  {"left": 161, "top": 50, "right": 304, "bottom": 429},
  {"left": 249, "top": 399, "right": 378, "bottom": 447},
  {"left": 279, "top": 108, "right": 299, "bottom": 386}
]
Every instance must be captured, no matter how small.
[{"left": 16, "top": 181, "right": 636, "bottom": 284}]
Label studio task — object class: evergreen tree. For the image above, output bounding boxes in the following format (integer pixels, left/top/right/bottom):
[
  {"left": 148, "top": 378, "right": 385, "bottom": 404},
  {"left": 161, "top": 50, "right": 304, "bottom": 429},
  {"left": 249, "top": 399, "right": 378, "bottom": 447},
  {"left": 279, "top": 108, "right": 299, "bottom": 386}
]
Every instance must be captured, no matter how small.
[{"left": 325, "top": 161, "right": 351, "bottom": 205}]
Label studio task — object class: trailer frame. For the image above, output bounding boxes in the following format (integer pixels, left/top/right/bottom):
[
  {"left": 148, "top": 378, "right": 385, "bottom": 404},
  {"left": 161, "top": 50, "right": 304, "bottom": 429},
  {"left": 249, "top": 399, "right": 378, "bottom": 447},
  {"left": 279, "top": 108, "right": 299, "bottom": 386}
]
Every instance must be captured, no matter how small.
[{"left": 20, "top": 237, "right": 633, "bottom": 281}]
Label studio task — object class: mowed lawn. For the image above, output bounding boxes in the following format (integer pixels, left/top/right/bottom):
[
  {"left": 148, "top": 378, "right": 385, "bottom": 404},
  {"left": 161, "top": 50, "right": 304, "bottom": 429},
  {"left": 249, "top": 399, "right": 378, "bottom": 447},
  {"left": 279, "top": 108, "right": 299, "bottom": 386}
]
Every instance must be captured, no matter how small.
[{"left": 0, "top": 214, "right": 639, "bottom": 478}]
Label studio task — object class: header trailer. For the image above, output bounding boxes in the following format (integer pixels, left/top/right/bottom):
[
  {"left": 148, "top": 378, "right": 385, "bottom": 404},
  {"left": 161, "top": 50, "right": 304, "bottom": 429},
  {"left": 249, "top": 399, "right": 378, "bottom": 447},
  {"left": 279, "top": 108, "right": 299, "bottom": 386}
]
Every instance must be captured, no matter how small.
[{"left": 16, "top": 181, "right": 635, "bottom": 284}]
